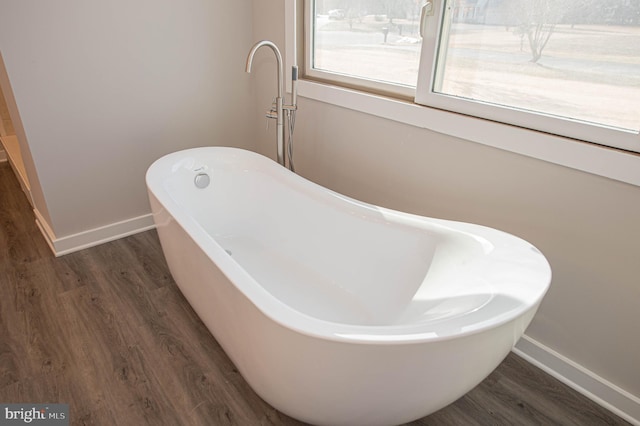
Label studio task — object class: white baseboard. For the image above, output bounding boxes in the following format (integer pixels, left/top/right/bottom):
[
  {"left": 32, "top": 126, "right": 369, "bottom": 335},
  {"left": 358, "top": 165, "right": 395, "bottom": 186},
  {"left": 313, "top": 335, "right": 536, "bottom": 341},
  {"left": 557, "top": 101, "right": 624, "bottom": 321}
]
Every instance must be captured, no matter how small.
[
  {"left": 34, "top": 209, "right": 156, "bottom": 257},
  {"left": 513, "top": 335, "right": 640, "bottom": 426}
]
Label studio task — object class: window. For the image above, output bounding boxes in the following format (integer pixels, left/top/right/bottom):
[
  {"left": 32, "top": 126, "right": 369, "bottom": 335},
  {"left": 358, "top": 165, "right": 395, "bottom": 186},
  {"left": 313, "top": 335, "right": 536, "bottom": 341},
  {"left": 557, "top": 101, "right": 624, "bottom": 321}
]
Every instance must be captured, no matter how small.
[
  {"left": 305, "top": 0, "right": 640, "bottom": 152},
  {"left": 307, "top": 1, "right": 423, "bottom": 97}
]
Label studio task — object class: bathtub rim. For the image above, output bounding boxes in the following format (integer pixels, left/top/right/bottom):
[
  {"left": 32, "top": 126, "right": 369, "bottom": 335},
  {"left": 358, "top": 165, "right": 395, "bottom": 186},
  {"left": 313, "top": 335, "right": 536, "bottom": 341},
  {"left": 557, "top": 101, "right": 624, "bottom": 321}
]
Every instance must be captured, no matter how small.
[{"left": 146, "top": 146, "right": 552, "bottom": 345}]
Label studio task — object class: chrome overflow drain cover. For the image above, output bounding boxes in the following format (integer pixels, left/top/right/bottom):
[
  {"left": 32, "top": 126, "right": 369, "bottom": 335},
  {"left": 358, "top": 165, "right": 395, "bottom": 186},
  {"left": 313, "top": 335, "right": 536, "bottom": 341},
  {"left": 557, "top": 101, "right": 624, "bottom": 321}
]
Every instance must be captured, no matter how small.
[{"left": 194, "top": 173, "right": 210, "bottom": 189}]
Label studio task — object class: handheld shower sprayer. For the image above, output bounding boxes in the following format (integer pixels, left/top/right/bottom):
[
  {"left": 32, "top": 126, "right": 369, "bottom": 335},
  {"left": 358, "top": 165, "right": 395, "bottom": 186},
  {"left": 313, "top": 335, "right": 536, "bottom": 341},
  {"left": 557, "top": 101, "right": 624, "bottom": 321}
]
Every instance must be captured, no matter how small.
[
  {"left": 292, "top": 65, "right": 298, "bottom": 108},
  {"left": 287, "top": 65, "right": 299, "bottom": 172}
]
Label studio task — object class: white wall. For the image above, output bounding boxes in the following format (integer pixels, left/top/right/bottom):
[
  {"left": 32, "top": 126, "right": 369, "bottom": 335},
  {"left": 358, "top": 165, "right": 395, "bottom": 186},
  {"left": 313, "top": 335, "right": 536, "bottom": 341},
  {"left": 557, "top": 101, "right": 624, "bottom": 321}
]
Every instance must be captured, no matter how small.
[
  {"left": 252, "top": 0, "right": 640, "bottom": 418},
  {"left": 0, "top": 0, "right": 255, "bottom": 243}
]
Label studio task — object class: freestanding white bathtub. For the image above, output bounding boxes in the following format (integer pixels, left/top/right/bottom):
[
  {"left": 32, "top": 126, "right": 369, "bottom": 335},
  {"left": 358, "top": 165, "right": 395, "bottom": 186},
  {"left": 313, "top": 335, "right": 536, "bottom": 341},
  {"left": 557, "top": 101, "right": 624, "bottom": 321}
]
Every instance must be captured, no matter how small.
[{"left": 146, "top": 147, "right": 551, "bottom": 426}]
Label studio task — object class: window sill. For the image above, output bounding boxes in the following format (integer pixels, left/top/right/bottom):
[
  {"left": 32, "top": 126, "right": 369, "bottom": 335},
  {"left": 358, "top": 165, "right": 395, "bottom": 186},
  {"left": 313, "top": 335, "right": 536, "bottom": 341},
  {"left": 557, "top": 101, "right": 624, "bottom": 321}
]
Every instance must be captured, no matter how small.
[{"left": 298, "top": 80, "right": 640, "bottom": 188}]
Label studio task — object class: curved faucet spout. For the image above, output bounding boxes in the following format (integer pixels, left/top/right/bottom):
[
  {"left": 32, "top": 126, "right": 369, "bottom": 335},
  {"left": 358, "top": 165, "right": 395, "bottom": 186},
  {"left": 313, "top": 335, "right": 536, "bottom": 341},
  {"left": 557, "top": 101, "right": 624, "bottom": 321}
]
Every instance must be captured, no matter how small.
[
  {"left": 246, "top": 40, "right": 284, "bottom": 100},
  {"left": 246, "top": 40, "right": 286, "bottom": 167}
]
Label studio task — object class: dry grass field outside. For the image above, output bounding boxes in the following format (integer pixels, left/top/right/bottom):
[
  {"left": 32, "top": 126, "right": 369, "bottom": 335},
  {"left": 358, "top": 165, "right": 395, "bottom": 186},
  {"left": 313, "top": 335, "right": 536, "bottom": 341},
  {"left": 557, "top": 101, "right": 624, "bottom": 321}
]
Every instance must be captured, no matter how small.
[{"left": 314, "top": 15, "right": 640, "bottom": 131}]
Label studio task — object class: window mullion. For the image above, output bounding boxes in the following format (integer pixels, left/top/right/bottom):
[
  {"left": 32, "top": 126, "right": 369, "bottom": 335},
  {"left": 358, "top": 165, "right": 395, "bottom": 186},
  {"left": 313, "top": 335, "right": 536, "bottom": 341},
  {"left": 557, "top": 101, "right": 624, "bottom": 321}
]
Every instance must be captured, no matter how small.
[{"left": 415, "top": 0, "right": 446, "bottom": 105}]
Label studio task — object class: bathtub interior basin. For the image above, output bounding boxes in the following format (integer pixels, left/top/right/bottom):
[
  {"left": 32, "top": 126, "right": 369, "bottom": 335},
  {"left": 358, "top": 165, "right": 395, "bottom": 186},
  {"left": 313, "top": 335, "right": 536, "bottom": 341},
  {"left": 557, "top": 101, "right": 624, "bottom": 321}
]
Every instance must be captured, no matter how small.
[{"left": 154, "top": 147, "right": 550, "bottom": 341}]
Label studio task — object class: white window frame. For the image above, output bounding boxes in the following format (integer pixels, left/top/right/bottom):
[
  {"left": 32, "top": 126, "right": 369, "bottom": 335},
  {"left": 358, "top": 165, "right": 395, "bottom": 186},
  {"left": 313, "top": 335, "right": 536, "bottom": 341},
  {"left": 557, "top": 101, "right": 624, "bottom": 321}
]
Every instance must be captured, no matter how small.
[{"left": 286, "top": 0, "right": 640, "bottom": 187}]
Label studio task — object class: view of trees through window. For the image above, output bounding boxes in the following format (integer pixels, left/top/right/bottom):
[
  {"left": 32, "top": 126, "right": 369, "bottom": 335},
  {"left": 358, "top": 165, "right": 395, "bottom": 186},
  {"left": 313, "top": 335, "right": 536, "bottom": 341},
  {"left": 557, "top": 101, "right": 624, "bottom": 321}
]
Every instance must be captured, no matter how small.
[{"left": 312, "top": 0, "right": 640, "bottom": 132}]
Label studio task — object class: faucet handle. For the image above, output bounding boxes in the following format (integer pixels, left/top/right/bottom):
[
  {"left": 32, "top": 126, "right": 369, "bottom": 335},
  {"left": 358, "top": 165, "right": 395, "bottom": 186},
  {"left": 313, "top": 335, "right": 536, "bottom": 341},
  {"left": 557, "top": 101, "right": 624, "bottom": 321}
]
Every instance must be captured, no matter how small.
[
  {"left": 266, "top": 109, "right": 278, "bottom": 119},
  {"left": 266, "top": 98, "right": 278, "bottom": 119}
]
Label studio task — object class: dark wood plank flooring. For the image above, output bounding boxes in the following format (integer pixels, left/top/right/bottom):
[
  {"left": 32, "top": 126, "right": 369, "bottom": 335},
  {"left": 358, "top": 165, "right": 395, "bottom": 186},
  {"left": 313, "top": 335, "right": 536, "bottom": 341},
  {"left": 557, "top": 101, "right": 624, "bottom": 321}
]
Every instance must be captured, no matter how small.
[{"left": 0, "top": 162, "right": 631, "bottom": 425}]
